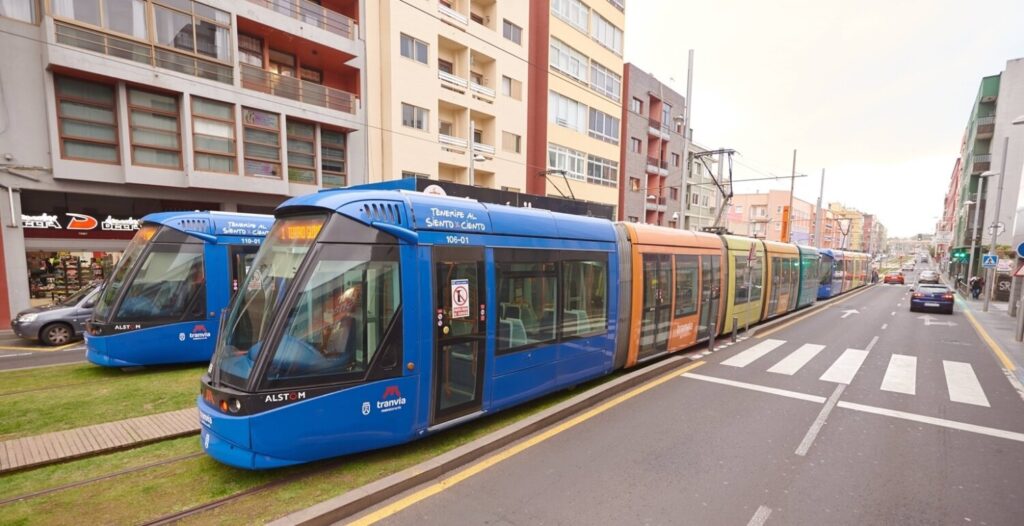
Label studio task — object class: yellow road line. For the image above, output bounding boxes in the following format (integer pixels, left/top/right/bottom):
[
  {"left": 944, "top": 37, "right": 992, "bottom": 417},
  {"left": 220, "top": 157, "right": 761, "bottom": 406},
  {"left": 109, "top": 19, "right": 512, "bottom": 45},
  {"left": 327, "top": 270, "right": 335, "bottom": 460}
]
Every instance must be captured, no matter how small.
[
  {"left": 757, "top": 285, "right": 876, "bottom": 339},
  {"left": 0, "top": 342, "right": 80, "bottom": 352},
  {"left": 349, "top": 360, "right": 707, "bottom": 526},
  {"left": 958, "top": 299, "right": 1016, "bottom": 372}
]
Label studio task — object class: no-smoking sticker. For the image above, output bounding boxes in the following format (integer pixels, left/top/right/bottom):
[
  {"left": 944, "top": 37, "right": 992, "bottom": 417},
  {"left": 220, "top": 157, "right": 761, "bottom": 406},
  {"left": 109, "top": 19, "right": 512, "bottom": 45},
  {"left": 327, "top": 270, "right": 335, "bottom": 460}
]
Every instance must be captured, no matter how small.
[{"left": 451, "top": 279, "right": 470, "bottom": 318}]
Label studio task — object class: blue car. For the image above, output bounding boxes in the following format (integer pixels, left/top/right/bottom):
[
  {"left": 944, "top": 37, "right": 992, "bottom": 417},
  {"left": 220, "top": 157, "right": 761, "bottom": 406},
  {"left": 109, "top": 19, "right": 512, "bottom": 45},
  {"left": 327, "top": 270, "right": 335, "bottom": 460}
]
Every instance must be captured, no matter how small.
[{"left": 910, "top": 284, "right": 954, "bottom": 314}]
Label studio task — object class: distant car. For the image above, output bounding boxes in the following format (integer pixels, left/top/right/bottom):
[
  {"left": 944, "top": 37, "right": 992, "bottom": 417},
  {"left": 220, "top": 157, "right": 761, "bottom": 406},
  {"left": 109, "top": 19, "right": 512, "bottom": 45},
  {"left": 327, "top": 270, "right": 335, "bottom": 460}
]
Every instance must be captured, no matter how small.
[
  {"left": 902, "top": 262, "right": 916, "bottom": 271},
  {"left": 910, "top": 284, "right": 955, "bottom": 314},
  {"left": 10, "top": 284, "right": 100, "bottom": 345},
  {"left": 918, "top": 270, "right": 940, "bottom": 284},
  {"left": 884, "top": 272, "right": 905, "bottom": 285}
]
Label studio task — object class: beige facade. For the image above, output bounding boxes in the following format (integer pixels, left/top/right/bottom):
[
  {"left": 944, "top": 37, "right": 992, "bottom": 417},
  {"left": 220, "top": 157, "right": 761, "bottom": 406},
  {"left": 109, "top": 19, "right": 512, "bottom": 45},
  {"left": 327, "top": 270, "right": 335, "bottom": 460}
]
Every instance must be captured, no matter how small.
[
  {"left": 365, "top": 0, "right": 529, "bottom": 189},
  {"left": 829, "top": 202, "right": 866, "bottom": 251},
  {"left": 541, "top": 0, "right": 625, "bottom": 208}
]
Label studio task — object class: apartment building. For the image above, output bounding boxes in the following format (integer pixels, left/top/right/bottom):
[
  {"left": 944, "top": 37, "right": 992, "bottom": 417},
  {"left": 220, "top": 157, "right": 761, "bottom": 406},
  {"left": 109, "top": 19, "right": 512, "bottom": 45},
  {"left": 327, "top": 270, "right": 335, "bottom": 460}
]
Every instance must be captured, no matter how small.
[
  {"left": 527, "top": 0, "right": 626, "bottom": 213},
  {"left": 619, "top": 63, "right": 685, "bottom": 226},
  {"left": 364, "top": 0, "right": 529, "bottom": 189},
  {"left": 0, "top": 0, "right": 367, "bottom": 323},
  {"left": 828, "top": 202, "right": 865, "bottom": 251},
  {"left": 726, "top": 191, "right": 815, "bottom": 244}
]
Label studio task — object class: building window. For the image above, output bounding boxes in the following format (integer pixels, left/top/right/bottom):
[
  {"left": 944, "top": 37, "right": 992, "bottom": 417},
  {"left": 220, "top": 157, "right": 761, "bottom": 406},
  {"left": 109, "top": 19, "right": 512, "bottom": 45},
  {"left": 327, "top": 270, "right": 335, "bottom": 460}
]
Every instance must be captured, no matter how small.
[
  {"left": 321, "top": 129, "right": 346, "bottom": 187},
  {"left": 590, "top": 61, "right": 621, "bottom": 101},
  {"left": 0, "top": 0, "right": 38, "bottom": 23},
  {"left": 630, "top": 137, "right": 641, "bottom": 153},
  {"left": 630, "top": 97, "right": 643, "bottom": 114},
  {"left": 54, "top": 76, "right": 119, "bottom": 163},
  {"left": 590, "top": 11, "right": 623, "bottom": 55},
  {"left": 152, "top": 0, "right": 231, "bottom": 62},
  {"left": 548, "top": 143, "right": 586, "bottom": 181},
  {"left": 551, "top": 0, "right": 588, "bottom": 32},
  {"left": 501, "top": 186, "right": 521, "bottom": 192},
  {"left": 53, "top": 0, "right": 147, "bottom": 38},
  {"left": 588, "top": 108, "right": 620, "bottom": 144},
  {"left": 242, "top": 107, "right": 281, "bottom": 177},
  {"left": 672, "top": 153, "right": 680, "bottom": 166},
  {"left": 299, "top": 66, "right": 321, "bottom": 84},
  {"left": 670, "top": 187, "right": 679, "bottom": 200},
  {"left": 691, "top": 193, "right": 699, "bottom": 205},
  {"left": 402, "top": 170, "right": 429, "bottom": 179},
  {"left": 127, "top": 88, "right": 181, "bottom": 169},
  {"left": 675, "top": 120, "right": 683, "bottom": 133},
  {"left": 401, "top": 103, "right": 428, "bottom": 131},
  {"left": 191, "top": 96, "right": 235, "bottom": 173},
  {"left": 502, "top": 19, "right": 522, "bottom": 44},
  {"left": 438, "top": 58, "right": 453, "bottom": 74},
  {"left": 586, "top": 154, "right": 618, "bottom": 187},
  {"left": 549, "top": 37, "right": 589, "bottom": 84},
  {"left": 286, "top": 120, "right": 316, "bottom": 184},
  {"left": 502, "top": 75, "right": 522, "bottom": 100},
  {"left": 470, "top": 11, "right": 484, "bottom": 25},
  {"left": 661, "top": 103, "right": 672, "bottom": 127},
  {"left": 502, "top": 131, "right": 521, "bottom": 154},
  {"left": 630, "top": 177, "right": 640, "bottom": 191},
  {"left": 268, "top": 49, "right": 295, "bottom": 76},
  {"left": 238, "top": 33, "right": 263, "bottom": 67},
  {"left": 735, "top": 205, "right": 743, "bottom": 214},
  {"left": 628, "top": 216, "right": 639, "bottom": 223},
  {"left": 549, "top": 91, "right": 587, "bottom": 132},
  {"left": 400, "top": 33, "right": 428, "bottom": 64}
]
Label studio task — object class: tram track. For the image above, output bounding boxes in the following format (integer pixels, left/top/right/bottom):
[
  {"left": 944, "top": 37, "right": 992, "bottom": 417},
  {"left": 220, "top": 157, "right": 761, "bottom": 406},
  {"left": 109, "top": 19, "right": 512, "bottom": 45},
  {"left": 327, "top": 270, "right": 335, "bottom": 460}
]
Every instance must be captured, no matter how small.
[{"left": 0, "top": 452, "right": 204, "bottom": 507}]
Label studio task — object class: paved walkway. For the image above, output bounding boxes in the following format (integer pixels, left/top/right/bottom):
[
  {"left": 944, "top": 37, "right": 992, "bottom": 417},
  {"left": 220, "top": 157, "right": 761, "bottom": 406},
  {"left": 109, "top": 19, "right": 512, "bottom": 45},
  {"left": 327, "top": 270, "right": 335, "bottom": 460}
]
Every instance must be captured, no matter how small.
[
  {"left": 956, "top": 293, "right": 1024, "bottom": 386},
  {"left": 0, "top": 408, "right": 198, "bottom": 473}
]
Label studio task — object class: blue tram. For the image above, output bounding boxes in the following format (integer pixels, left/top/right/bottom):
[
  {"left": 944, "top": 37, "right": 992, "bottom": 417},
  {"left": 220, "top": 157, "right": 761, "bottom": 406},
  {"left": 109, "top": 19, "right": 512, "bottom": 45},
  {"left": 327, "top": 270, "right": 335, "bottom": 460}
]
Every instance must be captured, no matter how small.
[
  {"left": 86, "top": 211, "right": 273, "bottom": 367},
  {"left": 816, "top": 249, "right": 870, "bottom": 299},
  {"left": 198, "top": 187, "right": 872, "bottom": 469}
]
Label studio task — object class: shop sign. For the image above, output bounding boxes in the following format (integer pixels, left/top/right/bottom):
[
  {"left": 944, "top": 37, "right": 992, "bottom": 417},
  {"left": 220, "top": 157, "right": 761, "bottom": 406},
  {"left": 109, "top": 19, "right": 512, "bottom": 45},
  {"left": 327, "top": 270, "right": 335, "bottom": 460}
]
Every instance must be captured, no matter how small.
[{"left": 21, "top": 213, "right": 140, "bottom": 232}]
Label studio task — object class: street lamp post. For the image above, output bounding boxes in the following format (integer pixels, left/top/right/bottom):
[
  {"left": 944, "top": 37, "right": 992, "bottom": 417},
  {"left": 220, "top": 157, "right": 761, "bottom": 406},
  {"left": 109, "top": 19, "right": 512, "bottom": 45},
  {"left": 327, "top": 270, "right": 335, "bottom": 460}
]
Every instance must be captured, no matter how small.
[
  {"left": 966, "top": 174, "right": 991, "bottom": 289},
  {"left": 983, "top": 138, "right": 1009, "bottom": 312}
]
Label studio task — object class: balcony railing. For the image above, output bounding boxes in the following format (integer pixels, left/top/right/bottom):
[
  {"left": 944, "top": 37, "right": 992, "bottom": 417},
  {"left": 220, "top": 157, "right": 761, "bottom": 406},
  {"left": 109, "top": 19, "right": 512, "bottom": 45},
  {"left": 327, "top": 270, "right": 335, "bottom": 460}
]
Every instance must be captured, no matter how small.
[
  {"left": 648, "top": 119, "right": 661, "bottom": 136},
  {"left": 247, "top": 0, "right": 357, "bottom": 39},
  {"left": 439, "top": 70, "right": 469, "bottom": 89},
  {"left": 975, "top": 115, "right": 995, "bottom": 139},
  {"left": 439, "top": 3, "right": 468, "bottom": 25},
  {"left": 470, "top": 81, "right": 496, "bottom": 98},
  {"left": 55, "top": 21, "right": 233, "bottom": 84},
  {"left": 439, "top": 133, "right": 468, "bottom": 154},
  {"left": 971, "top": 153, "right": 992, "bottom": 174},
  {"left": 473, "top": 141, "right": 496, "bottom": 155},
  {"left": 241, "top": 64, "right": 356, "bottom": 114}
]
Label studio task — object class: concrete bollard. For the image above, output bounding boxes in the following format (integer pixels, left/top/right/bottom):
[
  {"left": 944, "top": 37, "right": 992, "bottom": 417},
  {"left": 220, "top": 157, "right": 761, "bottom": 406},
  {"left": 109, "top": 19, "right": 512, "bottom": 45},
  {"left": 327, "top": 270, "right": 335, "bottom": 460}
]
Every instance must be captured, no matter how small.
[{"left": 732, "top": 316, "right": 739, "bottom": 342}]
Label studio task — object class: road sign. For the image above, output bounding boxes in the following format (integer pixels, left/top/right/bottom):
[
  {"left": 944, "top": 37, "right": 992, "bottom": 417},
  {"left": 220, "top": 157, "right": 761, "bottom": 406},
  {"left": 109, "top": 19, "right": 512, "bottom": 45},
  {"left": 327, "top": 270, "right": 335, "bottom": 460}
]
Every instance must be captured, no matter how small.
[
  {"left": 982, "top": 254, "right": 998, "bottom": 269},
  {"left": 451, "top": 279, "right": 469, "bottom": 318},
  {"left": 997, "top": 260, "right": 1012, "bottom": 272},
  {"left": 1016, "top": 242, "right": 1024, "bottom": 259},
  {"left": 1015, "top": 262, "right": 1024, "bottom": 278}
]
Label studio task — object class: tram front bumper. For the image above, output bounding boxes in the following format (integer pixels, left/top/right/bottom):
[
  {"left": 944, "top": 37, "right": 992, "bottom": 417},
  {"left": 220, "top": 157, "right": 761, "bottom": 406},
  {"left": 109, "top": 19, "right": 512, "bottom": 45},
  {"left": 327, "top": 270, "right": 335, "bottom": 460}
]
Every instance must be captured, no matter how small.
[
  {"left": 197, "top": 396, "right": 304, "bottom": 470},
  {"left": 85, "top": 335, "right": 145, "bottom": 368}
]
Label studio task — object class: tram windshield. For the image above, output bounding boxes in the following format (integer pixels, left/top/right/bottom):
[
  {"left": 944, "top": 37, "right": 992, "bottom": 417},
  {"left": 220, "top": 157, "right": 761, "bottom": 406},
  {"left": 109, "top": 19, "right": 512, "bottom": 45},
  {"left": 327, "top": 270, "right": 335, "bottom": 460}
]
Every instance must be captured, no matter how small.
[
  {"left": 114, "top": 242, "right": 205, "bottom": 322},
  {"left": 213, "top": 214, "right": 326, "bottom": 389},
  {"left": 93, "top": 224, "right": 158, "bottom": 321}
]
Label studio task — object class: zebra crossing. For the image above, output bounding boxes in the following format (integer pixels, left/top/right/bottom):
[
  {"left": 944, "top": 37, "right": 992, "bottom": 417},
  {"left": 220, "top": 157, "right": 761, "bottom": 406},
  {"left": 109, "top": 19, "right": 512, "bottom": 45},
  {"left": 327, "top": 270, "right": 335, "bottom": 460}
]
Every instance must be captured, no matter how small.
[{"left": 718, "top": 338, "right": 991, "bottom": 407}]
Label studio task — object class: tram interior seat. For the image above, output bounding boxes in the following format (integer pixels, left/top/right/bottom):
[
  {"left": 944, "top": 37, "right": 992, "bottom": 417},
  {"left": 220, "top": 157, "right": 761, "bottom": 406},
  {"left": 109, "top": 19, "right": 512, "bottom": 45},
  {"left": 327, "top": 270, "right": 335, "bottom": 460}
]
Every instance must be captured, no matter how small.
[
  {"left": 563, "top": 309, "right": 589, "bottom": 335},
  {"left": 498, "top": 319, "right": 528, "bottom": 349}
]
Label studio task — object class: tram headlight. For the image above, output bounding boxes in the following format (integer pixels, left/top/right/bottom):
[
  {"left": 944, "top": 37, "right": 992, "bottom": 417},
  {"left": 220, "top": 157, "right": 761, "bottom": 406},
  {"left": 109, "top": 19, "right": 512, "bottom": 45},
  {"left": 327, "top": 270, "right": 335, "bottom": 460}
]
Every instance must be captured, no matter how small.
[{"left": 228, "top": 398, "right": 241, "bottom": 413}]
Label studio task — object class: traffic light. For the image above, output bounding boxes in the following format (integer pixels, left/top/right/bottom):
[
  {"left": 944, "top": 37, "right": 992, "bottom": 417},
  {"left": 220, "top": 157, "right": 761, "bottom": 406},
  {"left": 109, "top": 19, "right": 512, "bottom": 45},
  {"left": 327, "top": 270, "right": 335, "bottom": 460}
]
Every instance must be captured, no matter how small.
[{"left": 951, "top": 248, "right": 968, "bottom": 262}]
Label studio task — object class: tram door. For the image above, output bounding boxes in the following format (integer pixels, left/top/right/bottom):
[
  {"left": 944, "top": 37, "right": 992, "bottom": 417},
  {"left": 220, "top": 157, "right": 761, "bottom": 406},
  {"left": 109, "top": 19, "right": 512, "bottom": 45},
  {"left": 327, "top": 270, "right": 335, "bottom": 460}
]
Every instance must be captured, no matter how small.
[
  {"left": 638, "top": 254, "right": 672, "bottom": 360},
  {"left": 431, "top": 246, "right": 486, "bottom": 425},
  {"left": 697, "top": 255, "right": 721, "bottom": 340}
]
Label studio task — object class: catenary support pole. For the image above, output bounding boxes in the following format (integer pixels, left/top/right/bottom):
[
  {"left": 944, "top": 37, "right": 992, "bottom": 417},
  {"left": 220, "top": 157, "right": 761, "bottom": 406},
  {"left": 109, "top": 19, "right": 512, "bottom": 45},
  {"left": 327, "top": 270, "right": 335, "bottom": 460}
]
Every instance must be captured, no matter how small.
[
  {"left": 813, "top": 169, "right": 825, "bottom": 247},
  {"left": 984, "top": 136, "right": 1008, "bottom": 312}
]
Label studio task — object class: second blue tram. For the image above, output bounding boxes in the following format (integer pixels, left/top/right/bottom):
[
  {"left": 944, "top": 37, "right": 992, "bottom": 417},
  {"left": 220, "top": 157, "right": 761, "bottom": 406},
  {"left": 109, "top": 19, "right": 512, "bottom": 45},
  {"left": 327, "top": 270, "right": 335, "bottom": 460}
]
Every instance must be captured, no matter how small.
[{"left": 86, "top": 211, "right": 273, "bottom": 367}]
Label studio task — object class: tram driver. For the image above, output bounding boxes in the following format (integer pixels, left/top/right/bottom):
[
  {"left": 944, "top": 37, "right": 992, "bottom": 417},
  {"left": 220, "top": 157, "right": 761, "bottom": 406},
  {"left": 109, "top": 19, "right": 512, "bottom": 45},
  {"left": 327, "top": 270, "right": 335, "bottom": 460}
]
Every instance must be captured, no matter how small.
[{"left": 321, "top": 283, "right": 362, "bottom": 369}]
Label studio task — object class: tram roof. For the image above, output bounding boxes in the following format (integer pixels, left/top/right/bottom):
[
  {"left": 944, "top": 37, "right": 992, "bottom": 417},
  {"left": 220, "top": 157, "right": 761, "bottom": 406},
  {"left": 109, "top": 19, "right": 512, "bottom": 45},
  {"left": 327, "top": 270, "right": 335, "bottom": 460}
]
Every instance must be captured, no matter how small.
[
  {"left": 142, "top": 211, "right": 274, "bottom": 238},
  {"left": 623, "top": 223, "right": 723, "bottom": 249},
  {"left": 278, "top": 188, "right": 617, "bottom": 243}
]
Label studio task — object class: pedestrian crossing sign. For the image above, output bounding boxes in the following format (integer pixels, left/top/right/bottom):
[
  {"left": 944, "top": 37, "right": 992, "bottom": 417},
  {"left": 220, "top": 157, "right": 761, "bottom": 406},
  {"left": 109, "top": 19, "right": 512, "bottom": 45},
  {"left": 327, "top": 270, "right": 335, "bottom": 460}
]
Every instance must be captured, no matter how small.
[{"left": 981, "top": 254, "right": 998, "bottom": 268}]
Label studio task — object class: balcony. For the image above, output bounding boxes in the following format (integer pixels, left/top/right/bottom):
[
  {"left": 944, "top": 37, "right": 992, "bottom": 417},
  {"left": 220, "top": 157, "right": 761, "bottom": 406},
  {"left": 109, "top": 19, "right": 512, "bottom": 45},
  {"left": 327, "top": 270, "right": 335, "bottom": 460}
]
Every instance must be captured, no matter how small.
[
  {"left": 439, "top": 133, "right": 469, "bottom": 154},
  {"left": 971, "top": 153, "right": 992, "bottom": 175},
  {"left": 470, "top": 81, "right": 495, "bottom": 102},
  {"left": 439, "top": 70, "right": 469, "bottom": 92},
  {"left": 646, "top": 156, "right": 660, "bottom": 174},
  {"left": 241, "top": 64, "right": 357, "bottom": 113},
  {"left": 648, "top": 119, "right": 662, "bottom": 137},
  {"left": 246, "top": 0, "right": 357, "bottom": 39},
  {"left": 975, "top": 115, "right": 995, "bottom": 140},
  {"left": 439, "top": 3, "right": 469, "bottom": 25},
  {"left": 659, "top": 160, "right": 669, "bottom": 176},
  {"left": 473, "top": 141, "right": 496, "bottom": 155},
  {"left": 645, "top": 197, "right": 667, "bottom": 212},
  {"left": 659, "top": 124, "right": 671, "bottom": 140}
]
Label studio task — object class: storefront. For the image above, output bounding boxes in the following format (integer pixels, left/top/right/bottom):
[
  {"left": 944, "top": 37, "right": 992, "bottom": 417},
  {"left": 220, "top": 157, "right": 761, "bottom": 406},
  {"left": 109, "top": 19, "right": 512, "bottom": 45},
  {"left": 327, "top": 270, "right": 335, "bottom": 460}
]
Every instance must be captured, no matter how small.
[{"left": 18, "top": 191, "right": 221, "bottom": 306}]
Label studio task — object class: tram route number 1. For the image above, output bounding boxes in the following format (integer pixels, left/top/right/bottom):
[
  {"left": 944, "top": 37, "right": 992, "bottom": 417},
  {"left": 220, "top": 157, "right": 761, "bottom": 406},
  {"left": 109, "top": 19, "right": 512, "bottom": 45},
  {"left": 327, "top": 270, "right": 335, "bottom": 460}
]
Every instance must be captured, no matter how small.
[{"left": 451, "top": 279, "right": 470, "bottom": 319}]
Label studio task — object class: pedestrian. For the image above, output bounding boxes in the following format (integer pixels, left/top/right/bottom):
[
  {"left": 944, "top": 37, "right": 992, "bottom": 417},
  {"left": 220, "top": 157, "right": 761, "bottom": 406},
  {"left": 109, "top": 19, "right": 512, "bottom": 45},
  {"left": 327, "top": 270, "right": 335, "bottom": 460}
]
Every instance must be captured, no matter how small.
[{"left": 970, "top": 276, "right": 982, "bottom": 299}]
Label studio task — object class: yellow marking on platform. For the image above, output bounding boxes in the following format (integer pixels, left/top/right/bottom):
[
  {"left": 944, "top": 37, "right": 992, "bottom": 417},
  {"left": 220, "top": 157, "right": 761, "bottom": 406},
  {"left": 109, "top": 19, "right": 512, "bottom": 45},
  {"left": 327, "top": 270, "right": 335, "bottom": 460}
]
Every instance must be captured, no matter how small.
[
  {"left": 958, "top": 300, "right": 1016, "bottom": 372},
  {"left": 757, "top": 285, "right": 875, "bottom": 339},
  {"left": 348, "top": 360, "right": 707, "bottom": 526},
  {"left": 0, "top": 342, "right": 80, "bottom": 352}
]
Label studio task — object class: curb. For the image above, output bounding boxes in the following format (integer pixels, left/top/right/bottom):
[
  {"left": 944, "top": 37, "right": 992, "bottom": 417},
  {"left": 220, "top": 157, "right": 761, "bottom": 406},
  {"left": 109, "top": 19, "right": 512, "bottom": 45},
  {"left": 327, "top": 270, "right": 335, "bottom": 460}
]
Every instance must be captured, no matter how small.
[{"left": 268, "top": 354, "right": 697, "bottom": 526}]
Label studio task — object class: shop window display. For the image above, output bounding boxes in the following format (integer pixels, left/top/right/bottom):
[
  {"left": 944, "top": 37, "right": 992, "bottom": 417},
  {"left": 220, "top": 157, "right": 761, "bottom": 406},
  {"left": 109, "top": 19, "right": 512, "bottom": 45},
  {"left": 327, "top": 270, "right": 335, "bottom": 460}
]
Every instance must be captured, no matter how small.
[{"left": 27, "top": 252, "right": 118, "bottom": 306}]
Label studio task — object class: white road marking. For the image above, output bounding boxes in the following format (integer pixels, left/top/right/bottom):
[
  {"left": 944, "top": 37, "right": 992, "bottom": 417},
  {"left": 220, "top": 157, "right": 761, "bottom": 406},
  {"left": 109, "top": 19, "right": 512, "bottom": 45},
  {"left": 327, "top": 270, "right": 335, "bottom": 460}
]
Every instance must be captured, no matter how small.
[
  {"left": 897, "top": 303, "right": 902, "bottom": 307},
  {"left": 864, "top": 336, "right": 879, "bottom": 352},
  {"left": 746, "top": 505, "right": 773, "bottom": 526},
  {"left": 891, "top": 311, "right": 896, "bottom": 316},
  {"left": 880, "top": 354, "right": 917, "bottom": 395},
  {"left": 768, "top": 344, "right": 825, "bottom": 376},
  {"left": 944, "top": 361, "right": 990, "bottom": 407},
  {"left": 820, "top": 349, "right": 869, "bottom": 385},
  {"left": 796, "top": 384, "right": 845, "bottom": 456},
  {"left": 721, "top": 339, "right": 787, "bottom": 368},
  {"left": 881, "top": 323, "right": 888, "bottom": 330},
  {"left": 681, "top": 373, "right": 827, "bottom": 403},
  {"left": 0, "top": 353, "right": 32, "bottom": 359},
  {"left": 836, "top": 401, "right": 1024, "bottom": 442}
]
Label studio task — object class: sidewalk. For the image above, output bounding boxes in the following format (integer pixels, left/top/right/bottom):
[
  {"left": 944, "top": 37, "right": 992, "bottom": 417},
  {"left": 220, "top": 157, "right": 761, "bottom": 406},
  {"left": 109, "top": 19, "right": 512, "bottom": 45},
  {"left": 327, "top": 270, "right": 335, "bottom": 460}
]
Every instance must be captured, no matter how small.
[
  {"left": 955, "top": 293, "right": 1024, "bottom": 386},
  {"left": 0, "top": 408, "right": 199, "bottom": 473}
]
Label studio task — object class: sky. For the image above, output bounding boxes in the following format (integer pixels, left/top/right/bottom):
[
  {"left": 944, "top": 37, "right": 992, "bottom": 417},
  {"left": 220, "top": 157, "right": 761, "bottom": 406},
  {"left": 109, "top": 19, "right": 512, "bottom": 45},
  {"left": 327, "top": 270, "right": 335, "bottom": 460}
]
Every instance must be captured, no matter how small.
[{"left": 624, "top": 0, "right": 1024, "bottom": 237}]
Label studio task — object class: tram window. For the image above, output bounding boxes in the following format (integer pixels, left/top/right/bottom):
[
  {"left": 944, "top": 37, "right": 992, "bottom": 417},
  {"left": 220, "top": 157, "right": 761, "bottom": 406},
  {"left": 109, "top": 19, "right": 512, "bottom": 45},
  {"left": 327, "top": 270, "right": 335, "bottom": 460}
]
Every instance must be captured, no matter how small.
[
  {"left": 496, "top": 258, "right": 558, "bottom": 352},
  {"left": 265, "top": 246, "right": 400, "bottom": 388},
  {"left": 562, "top": 259, "right": 608, "bottom": 337},
  {"left": 229, "top": 245, "right": 260, "bottom": 295},
  {"left": 750, "top": 254, "right": 764, "bottom": 302},
  {"left": 674, "top": 255, "right": 698, "bottom": 318},
  {"left": 115, "top": 245, "right": 205, "bottom": 322},
  {"left": 734, "top": 256, "right": 750, "bottom": 305}
]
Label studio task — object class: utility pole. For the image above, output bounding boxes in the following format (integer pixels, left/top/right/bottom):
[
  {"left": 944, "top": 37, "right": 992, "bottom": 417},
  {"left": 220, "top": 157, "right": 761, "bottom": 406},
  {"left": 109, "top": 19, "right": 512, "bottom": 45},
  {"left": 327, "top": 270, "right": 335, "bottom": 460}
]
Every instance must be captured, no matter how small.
[
  {"left": 984, "top": 136, "right": 1009, "bottom": 312},
  {"left": 679, "top": 49, "right": 694, "bottom": 229},
  {"left": 967, "top": 176, "right": 985, "bottom": 288},
  {"left": 786, "top": 149, "right": 796, "bottom": 243},
  {"left": 468, "top": 119, "right": 476, "bottom": 187},
  {"left": 713, "top": 149, "right": 724, "bottom": 227},
  {"left": 813, "top": 168, "right": 825, "bottom": 247}
]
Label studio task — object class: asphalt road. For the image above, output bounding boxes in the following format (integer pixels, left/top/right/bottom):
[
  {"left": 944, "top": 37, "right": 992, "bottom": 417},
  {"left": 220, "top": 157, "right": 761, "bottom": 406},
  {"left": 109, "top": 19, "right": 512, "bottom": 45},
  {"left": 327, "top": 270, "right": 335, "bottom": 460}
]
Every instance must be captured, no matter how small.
[
  {"left": 0, "top": 334, "right": 85, "bottom": 370},
  {"left": 360, "top": 264, "right": 1024, "bottom": 525}
]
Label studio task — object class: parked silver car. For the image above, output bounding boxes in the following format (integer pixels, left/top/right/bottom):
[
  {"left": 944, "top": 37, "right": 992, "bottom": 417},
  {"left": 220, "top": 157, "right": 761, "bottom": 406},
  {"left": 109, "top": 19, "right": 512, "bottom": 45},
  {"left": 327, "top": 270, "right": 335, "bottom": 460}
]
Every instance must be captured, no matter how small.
[{"left": 11, "top": 284, "right": 100, "bottom": 346}]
